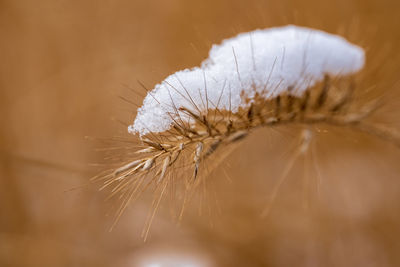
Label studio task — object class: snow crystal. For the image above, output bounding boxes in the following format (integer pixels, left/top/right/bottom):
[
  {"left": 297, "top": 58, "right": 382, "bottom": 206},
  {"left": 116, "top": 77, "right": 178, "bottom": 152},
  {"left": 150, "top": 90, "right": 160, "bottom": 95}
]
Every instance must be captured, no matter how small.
[{"left": 130, "top": 25, "right": 365, "bottom": 136}]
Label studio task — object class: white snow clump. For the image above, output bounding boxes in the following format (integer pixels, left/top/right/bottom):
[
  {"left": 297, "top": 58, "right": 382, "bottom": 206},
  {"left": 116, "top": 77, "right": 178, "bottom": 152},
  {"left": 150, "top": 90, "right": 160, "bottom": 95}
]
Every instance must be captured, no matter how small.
[{"left": 130, "top": 25, "right": 365, "bottom": 136}]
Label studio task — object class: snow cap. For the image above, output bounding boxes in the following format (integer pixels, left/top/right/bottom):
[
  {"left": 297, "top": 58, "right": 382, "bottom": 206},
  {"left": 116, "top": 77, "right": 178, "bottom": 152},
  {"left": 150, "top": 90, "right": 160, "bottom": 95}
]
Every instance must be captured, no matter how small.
[{"left": 131, "top": 25, "right": 365, "bottom": 136}]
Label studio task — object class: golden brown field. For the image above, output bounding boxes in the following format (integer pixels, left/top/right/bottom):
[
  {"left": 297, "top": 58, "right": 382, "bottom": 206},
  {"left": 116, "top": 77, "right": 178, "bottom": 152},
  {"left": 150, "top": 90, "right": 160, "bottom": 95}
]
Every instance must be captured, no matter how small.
[{"left": 1, "top": 0, "right": 400, "bottom": 266}]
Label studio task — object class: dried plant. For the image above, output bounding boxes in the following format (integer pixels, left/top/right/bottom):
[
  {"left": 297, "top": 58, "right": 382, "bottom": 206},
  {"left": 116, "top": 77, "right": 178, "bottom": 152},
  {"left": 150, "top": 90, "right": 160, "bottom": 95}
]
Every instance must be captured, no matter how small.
[{"left": 94, "top": 25, "right": 400, "bottom": 238}]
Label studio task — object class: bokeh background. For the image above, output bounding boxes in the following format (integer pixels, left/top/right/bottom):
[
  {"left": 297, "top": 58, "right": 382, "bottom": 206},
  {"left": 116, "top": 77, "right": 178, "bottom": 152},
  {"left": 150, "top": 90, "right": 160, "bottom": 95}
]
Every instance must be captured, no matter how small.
[{"left": 1, "top": 0, "right": 400, "bottom": 266}]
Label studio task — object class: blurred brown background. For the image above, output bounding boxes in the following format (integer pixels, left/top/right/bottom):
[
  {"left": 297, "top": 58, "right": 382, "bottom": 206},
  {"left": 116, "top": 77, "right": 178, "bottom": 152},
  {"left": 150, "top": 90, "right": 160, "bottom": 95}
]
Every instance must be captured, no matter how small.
[{"left": 1, "top": 0, "right": 400, "bottom": 266}]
